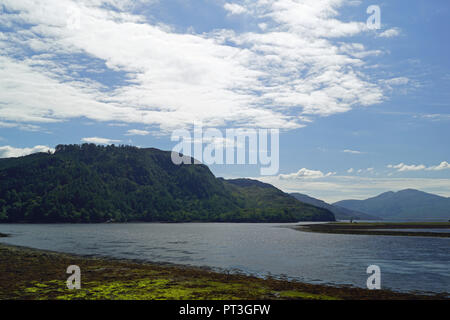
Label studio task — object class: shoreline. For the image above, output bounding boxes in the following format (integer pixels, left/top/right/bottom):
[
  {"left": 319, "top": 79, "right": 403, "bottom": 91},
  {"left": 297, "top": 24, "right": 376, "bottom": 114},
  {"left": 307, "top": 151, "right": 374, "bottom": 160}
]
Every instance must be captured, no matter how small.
[
  {"left": 295, "top": 222, "right": 450, "bottom": 238},
  {"left": 0, "top": 219, "right": 335, "bottom": 225},
  {"left": 0, "top": 243, "right": 448, "bottom": 300}
]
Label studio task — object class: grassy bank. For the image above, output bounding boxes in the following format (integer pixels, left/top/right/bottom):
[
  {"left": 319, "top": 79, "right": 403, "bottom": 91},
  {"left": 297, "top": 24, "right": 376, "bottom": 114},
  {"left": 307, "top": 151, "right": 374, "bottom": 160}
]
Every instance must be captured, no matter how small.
[
  {"left": 296, "top": 222, "right": 450, "bottom": 238},
  {"left": 0, "top": 243, "right": 447, "bottom": 300}
]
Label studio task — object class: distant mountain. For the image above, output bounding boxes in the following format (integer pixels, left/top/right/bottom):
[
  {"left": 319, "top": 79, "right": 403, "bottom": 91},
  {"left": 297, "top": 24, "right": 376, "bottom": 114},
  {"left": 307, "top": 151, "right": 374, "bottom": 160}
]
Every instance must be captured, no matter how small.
[
  {"left": 290, "top": 193, "right": 380, "bottom": 220},
  {"left": 333, "top": 189, "right": 450, "bottom": 220},
  {"left": 0, "top": 144, "right": 335, "bottom": 223}
]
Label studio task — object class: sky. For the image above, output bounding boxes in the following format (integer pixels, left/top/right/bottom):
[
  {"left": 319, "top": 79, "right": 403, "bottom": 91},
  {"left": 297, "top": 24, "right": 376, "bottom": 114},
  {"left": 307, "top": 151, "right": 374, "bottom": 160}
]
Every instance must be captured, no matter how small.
[{"left": 0, "top": 0, "right": 449, "bottom": 203}]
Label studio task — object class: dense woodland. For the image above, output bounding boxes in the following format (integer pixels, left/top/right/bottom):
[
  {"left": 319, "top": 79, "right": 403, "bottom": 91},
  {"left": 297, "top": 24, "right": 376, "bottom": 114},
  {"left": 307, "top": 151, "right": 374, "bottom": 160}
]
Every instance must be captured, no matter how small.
[{"left": 0, "top": 144, "right": 334, "bottom": 223}]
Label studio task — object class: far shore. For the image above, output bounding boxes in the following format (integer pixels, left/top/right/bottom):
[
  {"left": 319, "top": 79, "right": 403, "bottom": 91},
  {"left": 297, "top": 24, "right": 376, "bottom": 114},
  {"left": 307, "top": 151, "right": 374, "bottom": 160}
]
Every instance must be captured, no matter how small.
[
  {"left": 0, "top": 220, "right": 335, "bottom": 225},
  {"left": 1, "top": 243, "right": 448, "bottom": 300},
  {"left": 295, "top": 222, "right": 450, "bottom": 238}
]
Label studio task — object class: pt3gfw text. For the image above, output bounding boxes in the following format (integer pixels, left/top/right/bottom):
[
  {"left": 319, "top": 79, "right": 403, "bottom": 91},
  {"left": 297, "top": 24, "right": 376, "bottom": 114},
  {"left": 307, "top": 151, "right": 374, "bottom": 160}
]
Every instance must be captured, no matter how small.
[{"left": 179, "top": 304, "right": 271, "bottom": 317}]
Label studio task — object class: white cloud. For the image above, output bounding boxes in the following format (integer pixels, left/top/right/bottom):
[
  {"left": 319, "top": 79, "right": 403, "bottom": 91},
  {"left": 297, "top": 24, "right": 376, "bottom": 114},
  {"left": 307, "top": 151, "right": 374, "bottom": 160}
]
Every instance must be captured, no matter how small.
[
  {"left": 343, "top": 149, "right": 363, "bottom": 154},
  {"left": 81, "top": 137, "right": 121, "bottom": 144},
  {"left": 224, "top": 3, "right": 248, "bottom": 15},
  {"left": 427, "top": 161, "right": 450, "bottom": 171},
  {"left": 0, "top": 56, "right": 132, "bottom": 124},
  {"left": 0, "top": 145, "right": 54, "bottom": 158},
  {"left": 383, "top": 77, "right": 410, "bottom": 86},
  {"left": 347, "top": 0, "right": 362, "bottom": 6},
  {"left": 279, "top": 168, "right": 335, "bottom": 180},
  {"left": 420, "top": 114, "right": 450, "bottom": 121},
  {"left": 259, "top": 0, "right": 367, "bottom": 38},
  {"left": 387, "top": 161, "right": 450, "bottom": 172},
  {"left": 387, "top": 163, "right": 426, "bottom": 172},
  {"left": 352, "top": 167, "right": 374, "bottom": 174},
  {"left": 0, "top": 120, "right": 42, "bottom": 132},
  {"left": 0, "top": 0, "right": 397, "bottom": 131},
  {"left": 125, "top": 129, "right": 150, "bottom": 136},
  {"left": 0, "top": 1, "right": 295, "bottom": 130},
  {"left": 339, "top": 42, "right": 382, "bottom": 59},
  {"left": 108, "top": 123, "right": 129, "bottom": 127},
  {"left": 379, "top": 28, "right": 401, "bottom": 38},
  {"left": 258, "top": 23, "right": 268, "bottom": 31}
]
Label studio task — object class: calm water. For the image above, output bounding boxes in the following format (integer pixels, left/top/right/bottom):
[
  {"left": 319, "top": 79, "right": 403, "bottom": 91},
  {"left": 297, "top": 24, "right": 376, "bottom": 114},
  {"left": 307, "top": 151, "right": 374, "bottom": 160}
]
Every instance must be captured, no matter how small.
[{"left": 0, "top": 223, "right": 449, "bottom": 295}]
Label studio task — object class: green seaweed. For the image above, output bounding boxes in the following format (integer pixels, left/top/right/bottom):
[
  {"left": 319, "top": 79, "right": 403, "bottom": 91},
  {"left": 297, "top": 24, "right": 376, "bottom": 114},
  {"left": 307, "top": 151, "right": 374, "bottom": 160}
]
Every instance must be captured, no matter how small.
[
  {"left": 20, "top": 278, "right": 271, "bottom": 300},
  {"left": 278, "top": 290, "right": 339, "bottom": 300}
]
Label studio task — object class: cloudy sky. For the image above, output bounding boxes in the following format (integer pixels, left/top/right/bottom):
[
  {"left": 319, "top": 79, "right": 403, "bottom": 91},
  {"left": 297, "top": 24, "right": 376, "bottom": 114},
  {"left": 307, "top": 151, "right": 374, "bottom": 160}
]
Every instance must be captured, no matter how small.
[{"left": 0, "top": 0, "right": 449, "bottom": 202}]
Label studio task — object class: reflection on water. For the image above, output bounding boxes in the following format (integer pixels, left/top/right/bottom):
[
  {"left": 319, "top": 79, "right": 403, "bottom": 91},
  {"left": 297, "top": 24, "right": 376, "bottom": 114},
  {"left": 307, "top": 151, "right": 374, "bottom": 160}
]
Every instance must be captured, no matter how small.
[{"left": 0, "top": 223, "right": 449, "bottom": 294}]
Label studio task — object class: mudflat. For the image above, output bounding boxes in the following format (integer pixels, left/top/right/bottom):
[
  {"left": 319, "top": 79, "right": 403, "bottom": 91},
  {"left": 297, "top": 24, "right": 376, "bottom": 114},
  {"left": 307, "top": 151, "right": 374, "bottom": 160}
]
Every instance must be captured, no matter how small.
[{"left": 295, "top": 222, "right": 450, "bottom": 238}]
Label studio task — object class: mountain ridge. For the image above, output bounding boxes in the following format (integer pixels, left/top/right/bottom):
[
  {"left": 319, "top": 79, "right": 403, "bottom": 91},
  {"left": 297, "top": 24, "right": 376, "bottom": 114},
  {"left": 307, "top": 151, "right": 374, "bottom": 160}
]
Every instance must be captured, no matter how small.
[
  {"left": 290, "top": 193, "right": 380, "bottom": 220},
  {"left": 334, "top": 189, "right": 450, "bottom": 220}
]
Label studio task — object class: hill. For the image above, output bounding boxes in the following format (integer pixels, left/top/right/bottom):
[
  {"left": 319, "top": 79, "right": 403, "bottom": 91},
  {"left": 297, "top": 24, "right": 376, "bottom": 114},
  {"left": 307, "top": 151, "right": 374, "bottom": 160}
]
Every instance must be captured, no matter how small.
[
  {"left": 333, "top": 189, "right": 450, "bottom": 220},
  {"left": 225, "top": 179, "right": 335, "bottom": 222},
  {"left": 290, "top": 193, "right": 380, "bottom": 220},
  {"left": 0, "top": 144, "right": 335, "bottom": 223}
]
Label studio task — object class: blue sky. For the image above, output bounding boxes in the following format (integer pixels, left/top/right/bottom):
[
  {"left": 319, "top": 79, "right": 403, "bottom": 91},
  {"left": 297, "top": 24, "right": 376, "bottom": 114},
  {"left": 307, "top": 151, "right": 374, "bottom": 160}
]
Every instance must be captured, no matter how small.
[{"left": 0, "top": 0, "right": 449, "bottom": 202}]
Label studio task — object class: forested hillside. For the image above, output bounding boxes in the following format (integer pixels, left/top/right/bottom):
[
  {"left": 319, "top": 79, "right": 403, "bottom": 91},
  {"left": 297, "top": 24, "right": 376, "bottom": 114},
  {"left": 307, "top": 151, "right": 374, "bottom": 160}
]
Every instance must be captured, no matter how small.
[{"left": 0, "top": 144, "right": 334, "bottom": 223}]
